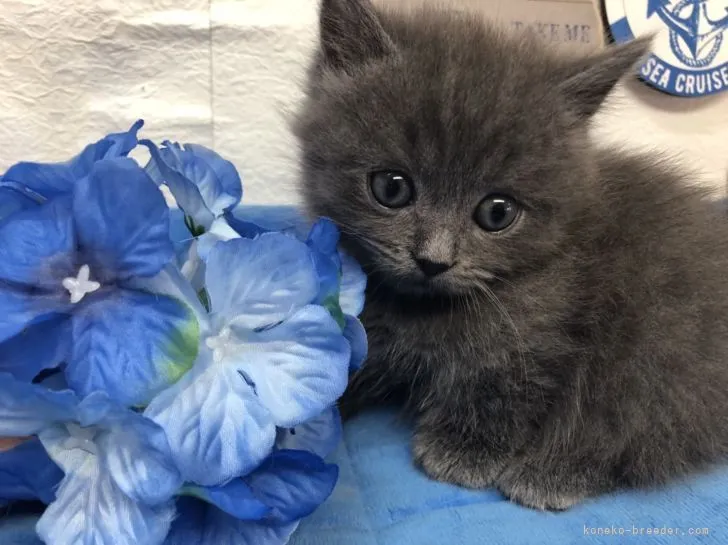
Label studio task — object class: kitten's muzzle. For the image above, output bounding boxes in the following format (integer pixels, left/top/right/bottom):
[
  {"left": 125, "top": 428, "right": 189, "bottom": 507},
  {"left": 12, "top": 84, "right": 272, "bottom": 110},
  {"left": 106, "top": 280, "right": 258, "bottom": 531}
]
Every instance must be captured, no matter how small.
[{"left": 415, "top": 257, "right": 453, "bottom": 277}]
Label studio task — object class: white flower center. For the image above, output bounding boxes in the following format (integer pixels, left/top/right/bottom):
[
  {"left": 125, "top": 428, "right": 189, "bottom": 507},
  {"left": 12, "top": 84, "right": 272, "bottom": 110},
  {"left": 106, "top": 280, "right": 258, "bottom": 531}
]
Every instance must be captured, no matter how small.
[
  {"left": 63, "top": 423, "right": 98, "bottom": 455},
  {"left": 206, "top": 326, "right": 234, "bottom": 363},
  {"left": 62, "top": 264, "right": 101, "bottom": 304}
]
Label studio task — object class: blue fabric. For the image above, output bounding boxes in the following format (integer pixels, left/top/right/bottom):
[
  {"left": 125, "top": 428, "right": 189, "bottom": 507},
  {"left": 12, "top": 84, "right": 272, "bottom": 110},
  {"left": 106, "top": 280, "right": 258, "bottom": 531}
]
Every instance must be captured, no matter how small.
[
  {"left": 2, "top": 409, "right": 726, "bottom": 544},
  {"left": 291, "top": 409, "right": 725, "bottom": 545}
]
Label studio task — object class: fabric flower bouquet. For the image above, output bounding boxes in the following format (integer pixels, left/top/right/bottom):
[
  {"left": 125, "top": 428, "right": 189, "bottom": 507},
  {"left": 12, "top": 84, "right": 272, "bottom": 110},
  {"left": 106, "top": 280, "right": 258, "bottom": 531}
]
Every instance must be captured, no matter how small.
[{"left": 0, "top": 121, "right": 367, "bottom": 544}]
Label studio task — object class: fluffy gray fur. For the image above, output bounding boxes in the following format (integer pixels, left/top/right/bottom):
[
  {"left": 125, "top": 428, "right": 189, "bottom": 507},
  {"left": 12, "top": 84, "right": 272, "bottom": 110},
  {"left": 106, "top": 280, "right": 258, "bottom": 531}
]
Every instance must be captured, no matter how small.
[{"left": 293, "top": 0, "right": 728, "bottom": 510}]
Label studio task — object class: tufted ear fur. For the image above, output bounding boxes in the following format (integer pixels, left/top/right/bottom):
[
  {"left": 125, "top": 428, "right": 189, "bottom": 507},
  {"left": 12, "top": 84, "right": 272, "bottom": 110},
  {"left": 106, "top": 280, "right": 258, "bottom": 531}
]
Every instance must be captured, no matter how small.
[
  {"left": 318, "top": 0, "right": 397, "bottom": 71},
  {"left": 557, "top": 37, "right": 652, "bottom": 119}
]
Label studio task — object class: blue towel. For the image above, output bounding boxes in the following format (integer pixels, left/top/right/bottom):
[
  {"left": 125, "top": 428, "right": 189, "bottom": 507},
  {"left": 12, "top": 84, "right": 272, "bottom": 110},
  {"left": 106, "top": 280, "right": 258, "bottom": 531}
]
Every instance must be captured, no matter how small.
[
  {"left": 291, "top": 409, "right": 726, "bottom": 545},
  {"left": 2, "top": 409, "right": 725, "bottom": 544}
]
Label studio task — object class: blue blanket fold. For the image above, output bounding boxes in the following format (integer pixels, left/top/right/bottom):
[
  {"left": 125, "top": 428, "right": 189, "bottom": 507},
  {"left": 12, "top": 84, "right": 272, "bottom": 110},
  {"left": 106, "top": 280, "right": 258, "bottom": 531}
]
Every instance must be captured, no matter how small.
[{"left": 2, "top": 409, "right": 725, "bottom": 544}]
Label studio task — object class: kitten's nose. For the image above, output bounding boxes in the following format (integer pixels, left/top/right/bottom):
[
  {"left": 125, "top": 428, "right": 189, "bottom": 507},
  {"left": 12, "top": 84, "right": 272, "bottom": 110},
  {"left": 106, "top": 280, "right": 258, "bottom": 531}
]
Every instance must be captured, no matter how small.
[{"left": 415, "top": 258, "right": 452, "bottom": 277}]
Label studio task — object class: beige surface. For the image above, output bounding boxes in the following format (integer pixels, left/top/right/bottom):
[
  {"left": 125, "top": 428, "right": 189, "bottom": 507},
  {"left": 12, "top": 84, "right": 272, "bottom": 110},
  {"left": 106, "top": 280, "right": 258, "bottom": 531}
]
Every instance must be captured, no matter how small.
[
  {"left": 0, "top": 0, "right": 725, "bottom": 198},
  {"left": 376, "top": 0, "right": 605, "bottom": 51}
]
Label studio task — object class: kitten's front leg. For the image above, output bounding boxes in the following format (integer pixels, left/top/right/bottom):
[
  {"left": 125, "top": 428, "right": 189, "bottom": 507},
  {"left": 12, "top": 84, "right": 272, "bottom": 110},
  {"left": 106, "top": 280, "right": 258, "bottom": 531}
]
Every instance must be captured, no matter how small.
[
  {"left": 496, "top": 454, "right": 608, "bottom": 511},
  {"left": 412, "top": 419, "right": 506, "bottom": 489}
]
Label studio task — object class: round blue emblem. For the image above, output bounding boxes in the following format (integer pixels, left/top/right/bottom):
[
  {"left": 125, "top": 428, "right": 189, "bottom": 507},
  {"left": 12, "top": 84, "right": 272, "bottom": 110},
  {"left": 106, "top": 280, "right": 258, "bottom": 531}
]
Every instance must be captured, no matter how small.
[{"left": 602, "top": 0, "right": 728, "bottom": 97}]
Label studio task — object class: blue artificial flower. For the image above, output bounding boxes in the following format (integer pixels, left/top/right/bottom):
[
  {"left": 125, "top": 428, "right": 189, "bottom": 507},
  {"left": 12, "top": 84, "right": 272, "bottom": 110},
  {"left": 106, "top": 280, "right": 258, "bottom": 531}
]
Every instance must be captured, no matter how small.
[
  {"left": 145, "top": 234, "right": 350, "bottom": 486},
  {"left": 0, "top": 438, "right": 63, "bottom": 506},
  {"left": 197, "top": 209, "right": 369, "bottom": 372},
  {"left": 276, "top": 406, "right": 343, "bottom": 459},
  {"left": 0, "top": 120, "right": 143, "bottom": 202},
  {"left": 0, "top": 158, "right": 199, "bottom": 405},
  {"left": 0, "top": 373, "right": 181, "bottom": 545},
  {"left": 165, "top": 449, "right": 338, "bottom": 545},
  {"left": 142, "top": 140, "right": 242, "bottom": 233}
]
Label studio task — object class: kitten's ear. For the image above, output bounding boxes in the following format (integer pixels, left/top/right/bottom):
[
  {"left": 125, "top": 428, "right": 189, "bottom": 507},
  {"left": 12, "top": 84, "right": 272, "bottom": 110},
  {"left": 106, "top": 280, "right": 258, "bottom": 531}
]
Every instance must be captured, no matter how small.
[
  {"left": 318, "top": 0, "right": 397, "bottom": 70},
  {"left": 557, "top": 37, "right": 652, "bottom": 119}
]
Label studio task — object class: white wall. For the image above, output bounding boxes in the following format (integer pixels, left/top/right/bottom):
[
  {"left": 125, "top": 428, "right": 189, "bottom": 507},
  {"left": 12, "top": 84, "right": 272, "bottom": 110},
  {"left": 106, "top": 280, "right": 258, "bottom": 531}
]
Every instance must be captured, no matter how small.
[{"left": 0, "top": 0, "right": 725, "bottom": 204}]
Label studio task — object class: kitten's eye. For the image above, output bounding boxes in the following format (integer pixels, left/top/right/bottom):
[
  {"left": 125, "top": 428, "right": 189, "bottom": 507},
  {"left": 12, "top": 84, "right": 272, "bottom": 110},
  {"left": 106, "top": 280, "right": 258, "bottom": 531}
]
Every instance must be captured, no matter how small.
[
  {"left": 474, "top": 194, "right": 519, "bottom": 232},
  {"left": 369, "top": 171, "right": 414, "bottom": 208}
]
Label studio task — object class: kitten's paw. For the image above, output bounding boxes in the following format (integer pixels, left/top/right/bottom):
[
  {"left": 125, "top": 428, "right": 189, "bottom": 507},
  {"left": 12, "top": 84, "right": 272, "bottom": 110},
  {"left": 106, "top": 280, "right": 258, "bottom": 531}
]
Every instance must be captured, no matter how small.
[
  {"left": 412, "top": 430, "right": 503, "bottom": 489},
  {"left": 496, "top": 465, "right": 585, "bottom": 511}
]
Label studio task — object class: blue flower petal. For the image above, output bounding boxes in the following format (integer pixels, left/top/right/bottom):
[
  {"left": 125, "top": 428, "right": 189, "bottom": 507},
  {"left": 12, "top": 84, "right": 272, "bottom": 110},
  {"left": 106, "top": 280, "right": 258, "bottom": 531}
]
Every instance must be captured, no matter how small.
[
  {"left": 0, "top": 184, "right": 42, "bottom": 226},
  {"left": 245, "top": 449, "right": 339, "bottom": 523},
  {"left": 72, "top": 158, "right": 173, "bottom": 281},
  {"left": 164, "top": 498, "right": 298, "bottom": 545},
  {"left": 1, "top": 121, "right": 142, "bottom": 201},
  {"left": 0, "top": 197, "right": 75, "bottom": 289},
  {"left": 343, "top": 315, "right": 368, "bottom": 372},
  {"left": 184, "top": 144, "right": 242, "bottom": 212},
  {"left": 145, "top": 356, "right": 276, "bottom": 486},
  {"left": 182, "top": 480, "right": 270, "bottom": 520},
  {"left": 96, "top": 411, "right": 182, "bottom": 506},
  {"left": 0, "top": 289, "right": 67, "bottom": 345},
  {"left": 225, "top": 205, "right": 310, "bottom": 239},
  {"left": 142, "top": 141, "right": 241, "bottom": 230},
  {"left": 307, "top": 219, "right": 342, "bottom": 307},
  {"left": 0, "top": 374, "right": 78, "bottom": 436},
  {"left": 69, "top": 120, "right": 143, "bottom": 179},
  {"left": 339, "top": 251, "right": 367, "bottom": 317},
  {"left": 0, "top": 438, "right": 63, "bottom": 505},
  {"left": 66, "top": 289, "right": 199, "bottom": 407},
  {"left": 0, "top": 314, "right": 72, "bottom": 381},
  {"left": 205, "top": 234, "right": 319, "bottom": 331},
  {"left": 126, "top": 264, "right": 210, "bottom": 337},
  {"left": 196, "top": 217, "right": 241, "bottom": 261},
  {"left": 234, "top": 305, "right": 350, "bottom": 428},
  {"left": 36, "top": 450, "right": 175, "bottom": 545},
  {"left": 276, "top": 406, "right": 342, "bottom": 459}
]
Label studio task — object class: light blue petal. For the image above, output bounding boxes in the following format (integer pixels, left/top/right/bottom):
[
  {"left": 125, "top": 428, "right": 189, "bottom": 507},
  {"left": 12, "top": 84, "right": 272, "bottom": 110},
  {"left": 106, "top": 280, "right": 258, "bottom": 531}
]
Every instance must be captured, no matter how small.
[
  {"left": 183, "top": 144, "right": 242, "bottom": 213},
  {"left": 0, "top": 120, "right": 142, "bottom": 201},
  {"left": 0, "top": 314, "right": 71, "bottom": 381},
  {"left": 338, "top": 251, "right": 367, "bottom": 317},
  {"left": 145, "top": 355, "right": 276, "bottom": 486},
  {"left": 245, "top": 449, "right": 339, "bottom": 523},
  {"left": 196, "top": 217, "right": 240, "bottom": 261},
  {"left": 0, "top": 374, "right": 78, "bottom": 436},
  {"left": 72, "top": 158, "right": 173, "bottom": 282},
  {"left": 234, "top": 305, "right": 350, "bottom": 428},
  {"left": 142, "top": 139, "right": 216, "bottom": 230},
  {"left": 164, "top": 498, "right": 298, "bottom": 545},
  {"left": 36, "top": 455, "right": 175, "bottom": 545},
  {"left": 143, "top": 141, "right": 241, "bottom": 230},
  {"left": 182, "top": 480, "right": 270, "bottom": 520},
  {"left": 343, "top": 315, "right": 368, "bottom": 372},
  {"left": 66, "top": 289, "right": 199, "bottom": 407},
  {"left": 276, "top": 406, "right": 342, "bottom": 459},
  {"left": 0, "top": 438, "right": 63, "bottom": 505},
  {"left": 97, "top": 411, "right": 182, "bottom": 506},
  {"left": 0, "top": 197, "right": 75, "bottom": 288},
  {"left": 205, "top": 234, "right": 319, "bottom": 331}
]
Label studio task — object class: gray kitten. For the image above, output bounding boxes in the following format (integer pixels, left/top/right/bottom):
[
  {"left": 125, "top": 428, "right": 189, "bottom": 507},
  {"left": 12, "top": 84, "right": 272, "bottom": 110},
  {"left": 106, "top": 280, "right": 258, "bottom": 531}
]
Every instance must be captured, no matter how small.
[{"left": 294, "top": 0, "right": 728, "bottom": 510}]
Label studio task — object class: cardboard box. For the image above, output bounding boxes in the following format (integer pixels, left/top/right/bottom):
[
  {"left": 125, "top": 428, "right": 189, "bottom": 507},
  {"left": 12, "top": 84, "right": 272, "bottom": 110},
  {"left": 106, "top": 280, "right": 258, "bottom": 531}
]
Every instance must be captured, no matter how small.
[{"left": 376, "top": 0, "right": 606, "bottom": 52}]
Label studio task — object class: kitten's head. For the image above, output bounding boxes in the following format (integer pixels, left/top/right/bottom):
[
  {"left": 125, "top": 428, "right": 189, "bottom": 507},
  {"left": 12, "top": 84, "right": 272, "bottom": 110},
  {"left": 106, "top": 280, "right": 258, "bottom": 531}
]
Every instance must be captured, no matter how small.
[{"left": 294, "top": 0, "right": 649, "bottom": 297}]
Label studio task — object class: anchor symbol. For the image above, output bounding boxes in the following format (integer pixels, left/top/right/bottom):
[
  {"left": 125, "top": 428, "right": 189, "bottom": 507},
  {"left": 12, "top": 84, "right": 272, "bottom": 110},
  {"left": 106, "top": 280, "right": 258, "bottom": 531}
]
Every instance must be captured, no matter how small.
[{"left": 647, "top": 0, "right": 728, "bottom": 66}]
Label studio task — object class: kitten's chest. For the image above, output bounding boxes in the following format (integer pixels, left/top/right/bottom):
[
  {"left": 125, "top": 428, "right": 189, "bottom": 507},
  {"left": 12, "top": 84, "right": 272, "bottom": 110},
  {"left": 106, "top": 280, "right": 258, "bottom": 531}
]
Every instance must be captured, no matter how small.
[{"left": 360, "top": 296, "right": 491, "bottom": 366}]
